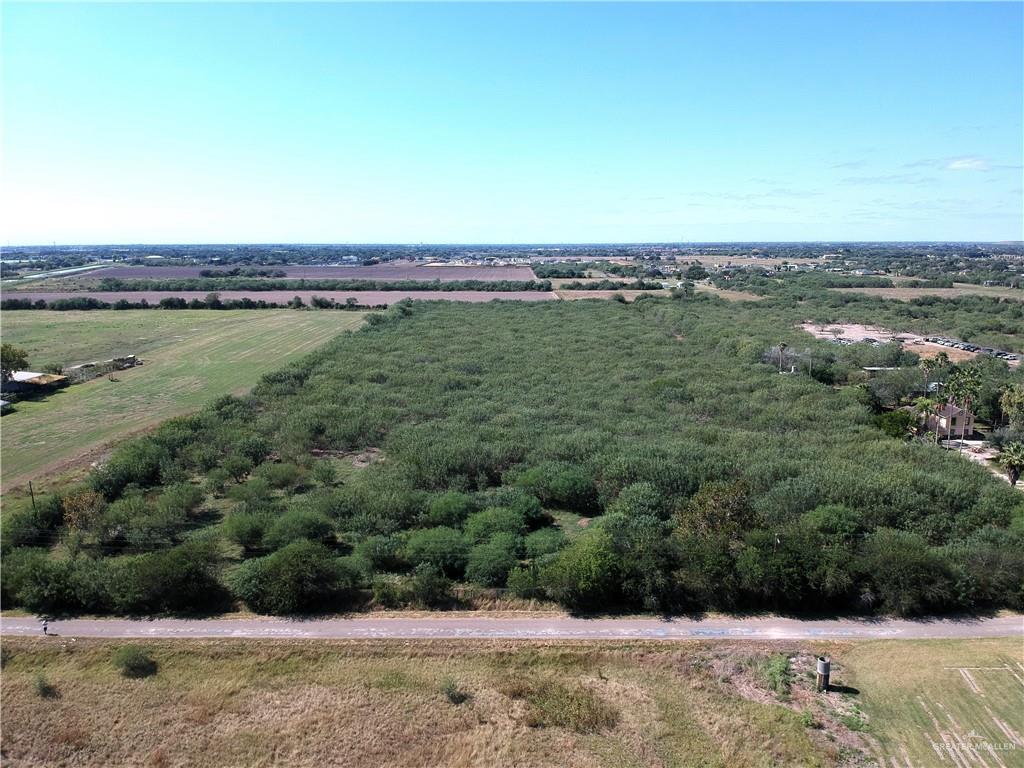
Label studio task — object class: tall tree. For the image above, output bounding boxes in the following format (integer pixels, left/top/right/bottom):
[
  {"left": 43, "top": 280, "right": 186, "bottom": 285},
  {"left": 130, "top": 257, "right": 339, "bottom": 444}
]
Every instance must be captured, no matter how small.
[
  {"left": 1000, "top": 384, "right": 1024, "bottom": 429},
  {"left": 947, "top": 366, "right": 982, "bottom": 452},
  {"left": 1, "top": 343, "right": 29, "bottom": 382},
  {"left": 997, "top": 442, "right": 1024, "bottom": 486}
]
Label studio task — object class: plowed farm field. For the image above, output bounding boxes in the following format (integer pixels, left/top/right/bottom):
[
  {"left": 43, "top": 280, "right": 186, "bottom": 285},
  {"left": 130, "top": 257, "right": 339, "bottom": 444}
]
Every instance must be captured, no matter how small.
[
  {"left": 71, "top": 264, "right": 538, "bottom": 281},
  {"left": 7, "top": 290, "right": 557, "bottom": 305}
]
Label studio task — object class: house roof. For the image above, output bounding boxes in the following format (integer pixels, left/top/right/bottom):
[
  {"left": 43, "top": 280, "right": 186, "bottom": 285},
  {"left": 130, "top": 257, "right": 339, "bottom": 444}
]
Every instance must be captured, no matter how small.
[
  {"left": 10, "top": 371, "right": 67, "bottom": 386},
  {"left": 10, "top": 371, "right": 44, "bottom": 382}
]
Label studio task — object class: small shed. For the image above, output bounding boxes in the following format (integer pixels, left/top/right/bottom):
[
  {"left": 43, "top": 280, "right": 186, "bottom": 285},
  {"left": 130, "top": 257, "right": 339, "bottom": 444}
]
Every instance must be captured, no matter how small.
[{"left": 3, "top": 371, "right": 69, "bottom": 394}]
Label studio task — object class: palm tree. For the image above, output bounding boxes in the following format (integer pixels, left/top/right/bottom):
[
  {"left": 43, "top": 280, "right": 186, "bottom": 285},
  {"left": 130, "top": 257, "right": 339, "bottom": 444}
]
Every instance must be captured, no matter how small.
[
  {"left": 998, "top": 442, "right": 1024, "bottom": 486},
  {"left": 947, "top": 366, "right": 981, "bottom": 452},
  {"left": 912, "top": 396, "right": 935, "bottom": 440},
  {"left": 777, "top": 342, "right": 788, "bottom": 374},
  {"left": 920, "top": 357, "right": 937, "bottom": 396}
]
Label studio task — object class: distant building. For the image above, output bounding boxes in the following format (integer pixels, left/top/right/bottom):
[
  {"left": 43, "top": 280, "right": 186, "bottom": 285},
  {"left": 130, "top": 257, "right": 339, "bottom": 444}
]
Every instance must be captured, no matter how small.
[
  {"left": 861, "top": 366, "right": 900, "bottom": 378},
  {"left": 2, "top": 370, "right": 69, "bottom": 395},
  {"left": 926, "top": 403, "right": 975, "bottom": 440}
]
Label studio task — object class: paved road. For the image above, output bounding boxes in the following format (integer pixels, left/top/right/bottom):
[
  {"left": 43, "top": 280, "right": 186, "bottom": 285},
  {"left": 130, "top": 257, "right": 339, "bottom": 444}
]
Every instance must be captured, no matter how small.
[{"left": 2, "top": 614, "right": 1021, "bottom": 641}]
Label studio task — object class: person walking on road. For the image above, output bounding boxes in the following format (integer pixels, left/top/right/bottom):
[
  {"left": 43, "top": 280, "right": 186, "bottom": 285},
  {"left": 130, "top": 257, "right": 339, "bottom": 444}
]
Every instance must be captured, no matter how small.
[{"left": 41, "top": 618, "right": 48, "bottom": 636}]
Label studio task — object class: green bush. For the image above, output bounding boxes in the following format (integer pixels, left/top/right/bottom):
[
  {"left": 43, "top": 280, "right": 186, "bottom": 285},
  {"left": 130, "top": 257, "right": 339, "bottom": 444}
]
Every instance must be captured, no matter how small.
[
  {"left": 112, "top": 645, "right": 158, "bottom": 678},
  {"left": 407, "top": 563, "right": 452, "bottom": 608},
  {"left": 540, "top": 529, "right": 620, "bottom": 610},
  {"left": 523, "top": 527, "right": 566, "bottom": 559},
  {"left": 311, "top": 460, "right": 337, "bottom": 487},
  {"left": 264, "top": 508, "right": 333, "bottom": 550},
  {"left": 255, "top": 461, "right": 304, "bottom": 492},
  {"left": 229, "top": 540, "right": 357, "bottom": 614},
  {"left": 106, "top": 540, "right": 228, "bottom": 615},
  {"left": 441, "top": 677, "right": 470, "bottom": 705},
  {"left": 464, "top": 507, "right": 526, "bottom": 544},
  {"left": 465, "top": 532, "right": 521, "bottom": 587},
  {"left": 423, "top": 491, "right": 476, "bottom": 528},
  {"left": 222, "top": 510, "right": 273, "bottom": 551},
  {"left": 514, "top": 462, "right": 598, "bottom": 513},
  {"left": 34, "top": 673, "right": 59, "bottom": 699},
  {"left": 403, "top": 527, "right": 469, "bottom": 577}
]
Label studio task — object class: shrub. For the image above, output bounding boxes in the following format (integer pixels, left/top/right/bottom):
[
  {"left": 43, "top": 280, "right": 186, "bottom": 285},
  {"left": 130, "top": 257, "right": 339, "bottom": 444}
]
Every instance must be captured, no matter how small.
[
  {"left": 423, "top": 491, "right": 476, "bottom": 527},
  {"left": 229, "top": 540, "right": 357, "bottom": 614},
  {"left": 264, "top": 508, "right": 333, "bottom": 550},
  {"left": 2, "top": 495, "right": 64, "bottom": 551},
  {"left": 606, "top": 482, "right": 666, "bottom": 519},
  {"left": 524, "top": 527, "right": 567, "bottom": 559},
  {"left": 540, "top": 528, "right": 620, "bottom": 610},
  {"left": 12, "top": 555, "right": 110, "bottom": 615},
  {"left": 311, "top": 460, "right": 337, "bottom": 487},
  {"left": 514, "top": 462, "right": 598, "bottom": 513},
  {"left": 205, "top": 468, "right": 231, "bottom": 495},
  {"left": 222, "top": 455, "right": 254, "bottom": 482},
  {"left": 106, "top": 540, "right": 228, "bottom": 615},
  {"left": 255, "top": 462, "right": 304, "bottom": 492},
  {"left": 227, "top": 477, "right": 273, "bottom": 508},
  {"left": 501, "top": 679, "right": 618, "bottom": 733},
  {"left": 223, "top": 510, "right": 273, "bottom": 551},
  {"left": 465, "top": 532, "right": 521, "bottom": 587},
  {"left": 758, "top": 654, "right": 792, "bottom": 697},
  {"left": 403, "top": 527, "right": 469, "bottom": 577},
  {"left": 441, "top": 677, "right": 470, "bottom": 705},
  {"left": 858, "top": 529, "right": 956, "bottom": 615},
  {"left": 112, "top": 646, "right": 158, "bottom": 678},
  {"left": 90, "top": 440, "right": 167, "bottom": 500},
  {"left": 354, "top": 535, "right": 406, "bottom": 572},
  {"left": 156, "top": 483, "right": 205, "bottom": 519},
  {"left": 407, "top": 563, "right": 452, "bottom": 608},
  {"left": 34, "top": 673, "right": 59, "bottom": 699},
  {"left": 371, "top": 574, "right": 405, "bottom": 608},
  {"left": 464, "top": 507, "right": 526, "bottom": 544},
  {"left": 506, "top": 563, "right": 546, "bottom": 599}
]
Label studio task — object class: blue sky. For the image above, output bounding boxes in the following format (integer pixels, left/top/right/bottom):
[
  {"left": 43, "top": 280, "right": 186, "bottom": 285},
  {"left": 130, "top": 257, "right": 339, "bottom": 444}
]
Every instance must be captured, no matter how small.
[{"left": 2, "top": 2, "right": 1021, "bottom": 244}]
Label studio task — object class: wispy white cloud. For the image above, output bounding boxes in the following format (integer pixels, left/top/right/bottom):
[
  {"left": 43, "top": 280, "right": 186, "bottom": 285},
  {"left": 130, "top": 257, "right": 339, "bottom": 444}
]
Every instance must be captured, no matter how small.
[
  {"left": 840, "top": 173, "right": 936, "bottom": 186},
  {"left": 945, "top": 156, "right": 990, "bottom": 171}
]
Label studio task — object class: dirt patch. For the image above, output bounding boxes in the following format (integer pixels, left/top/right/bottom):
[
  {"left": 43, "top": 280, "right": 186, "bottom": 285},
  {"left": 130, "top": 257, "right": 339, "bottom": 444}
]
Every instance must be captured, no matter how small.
[
  {"left": 694, "top": 283, "right": 764, "bottom": 302},
  {"left": 703, "top": 646, "right": 878, "bottom": 765},
  {"left": 350, "top": 448, "right": 383, "bottom": 468},
  {"left": 900, "top": 339, "right": 981, "bottom": 363},
  {"left": 800, "top": 322, "right": 907, "bottom": 343},
  {"left": 801, "top": 322, "right": 1022, "bottom": 368},
  {"left": 555, "top": 290, "right": 671, "bottom": 302}
]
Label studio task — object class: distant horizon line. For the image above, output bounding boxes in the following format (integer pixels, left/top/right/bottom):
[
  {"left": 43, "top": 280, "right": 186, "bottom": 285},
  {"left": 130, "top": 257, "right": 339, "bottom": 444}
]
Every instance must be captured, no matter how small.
[{"left": 5, "top": 240, "right": 1023, "bottom": 249}]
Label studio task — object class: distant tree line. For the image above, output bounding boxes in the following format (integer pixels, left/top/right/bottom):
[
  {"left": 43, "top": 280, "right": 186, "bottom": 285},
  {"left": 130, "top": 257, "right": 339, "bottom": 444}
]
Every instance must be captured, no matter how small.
[{"left": 0, "top": 295, "right": 385, "bottom": 312}]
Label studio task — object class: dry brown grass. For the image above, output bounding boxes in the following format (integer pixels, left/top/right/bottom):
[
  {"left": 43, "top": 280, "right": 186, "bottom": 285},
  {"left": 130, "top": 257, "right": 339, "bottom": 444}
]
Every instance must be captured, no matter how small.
[
  {"left": 0, "top": 638, "right": 866, "bottom": 768},
  {"left": 693, "top": 283, "right": 764, "bottom": 302},
  {"left": 555, "top": 289, "right": 672, "bottom": 302}
]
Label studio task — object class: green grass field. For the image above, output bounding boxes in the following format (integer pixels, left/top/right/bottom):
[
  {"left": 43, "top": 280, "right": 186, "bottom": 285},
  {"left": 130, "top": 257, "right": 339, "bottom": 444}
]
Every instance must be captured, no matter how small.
[{"left": 1, "top": 310, "right": 366, "bottom": 487}]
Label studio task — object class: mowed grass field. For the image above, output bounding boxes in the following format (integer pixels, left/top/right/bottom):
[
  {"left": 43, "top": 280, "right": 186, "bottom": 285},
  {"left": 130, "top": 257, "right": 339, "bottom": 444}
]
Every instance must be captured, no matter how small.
[
  {"left": 3, "top": 636, "right": 1018, "bottom": 767},
  {"left": 845, "top": 638, "right": 1024, "bottom": 767},
  {"left": 1, "top": 310, "right": 366, "bottom": 487}
]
